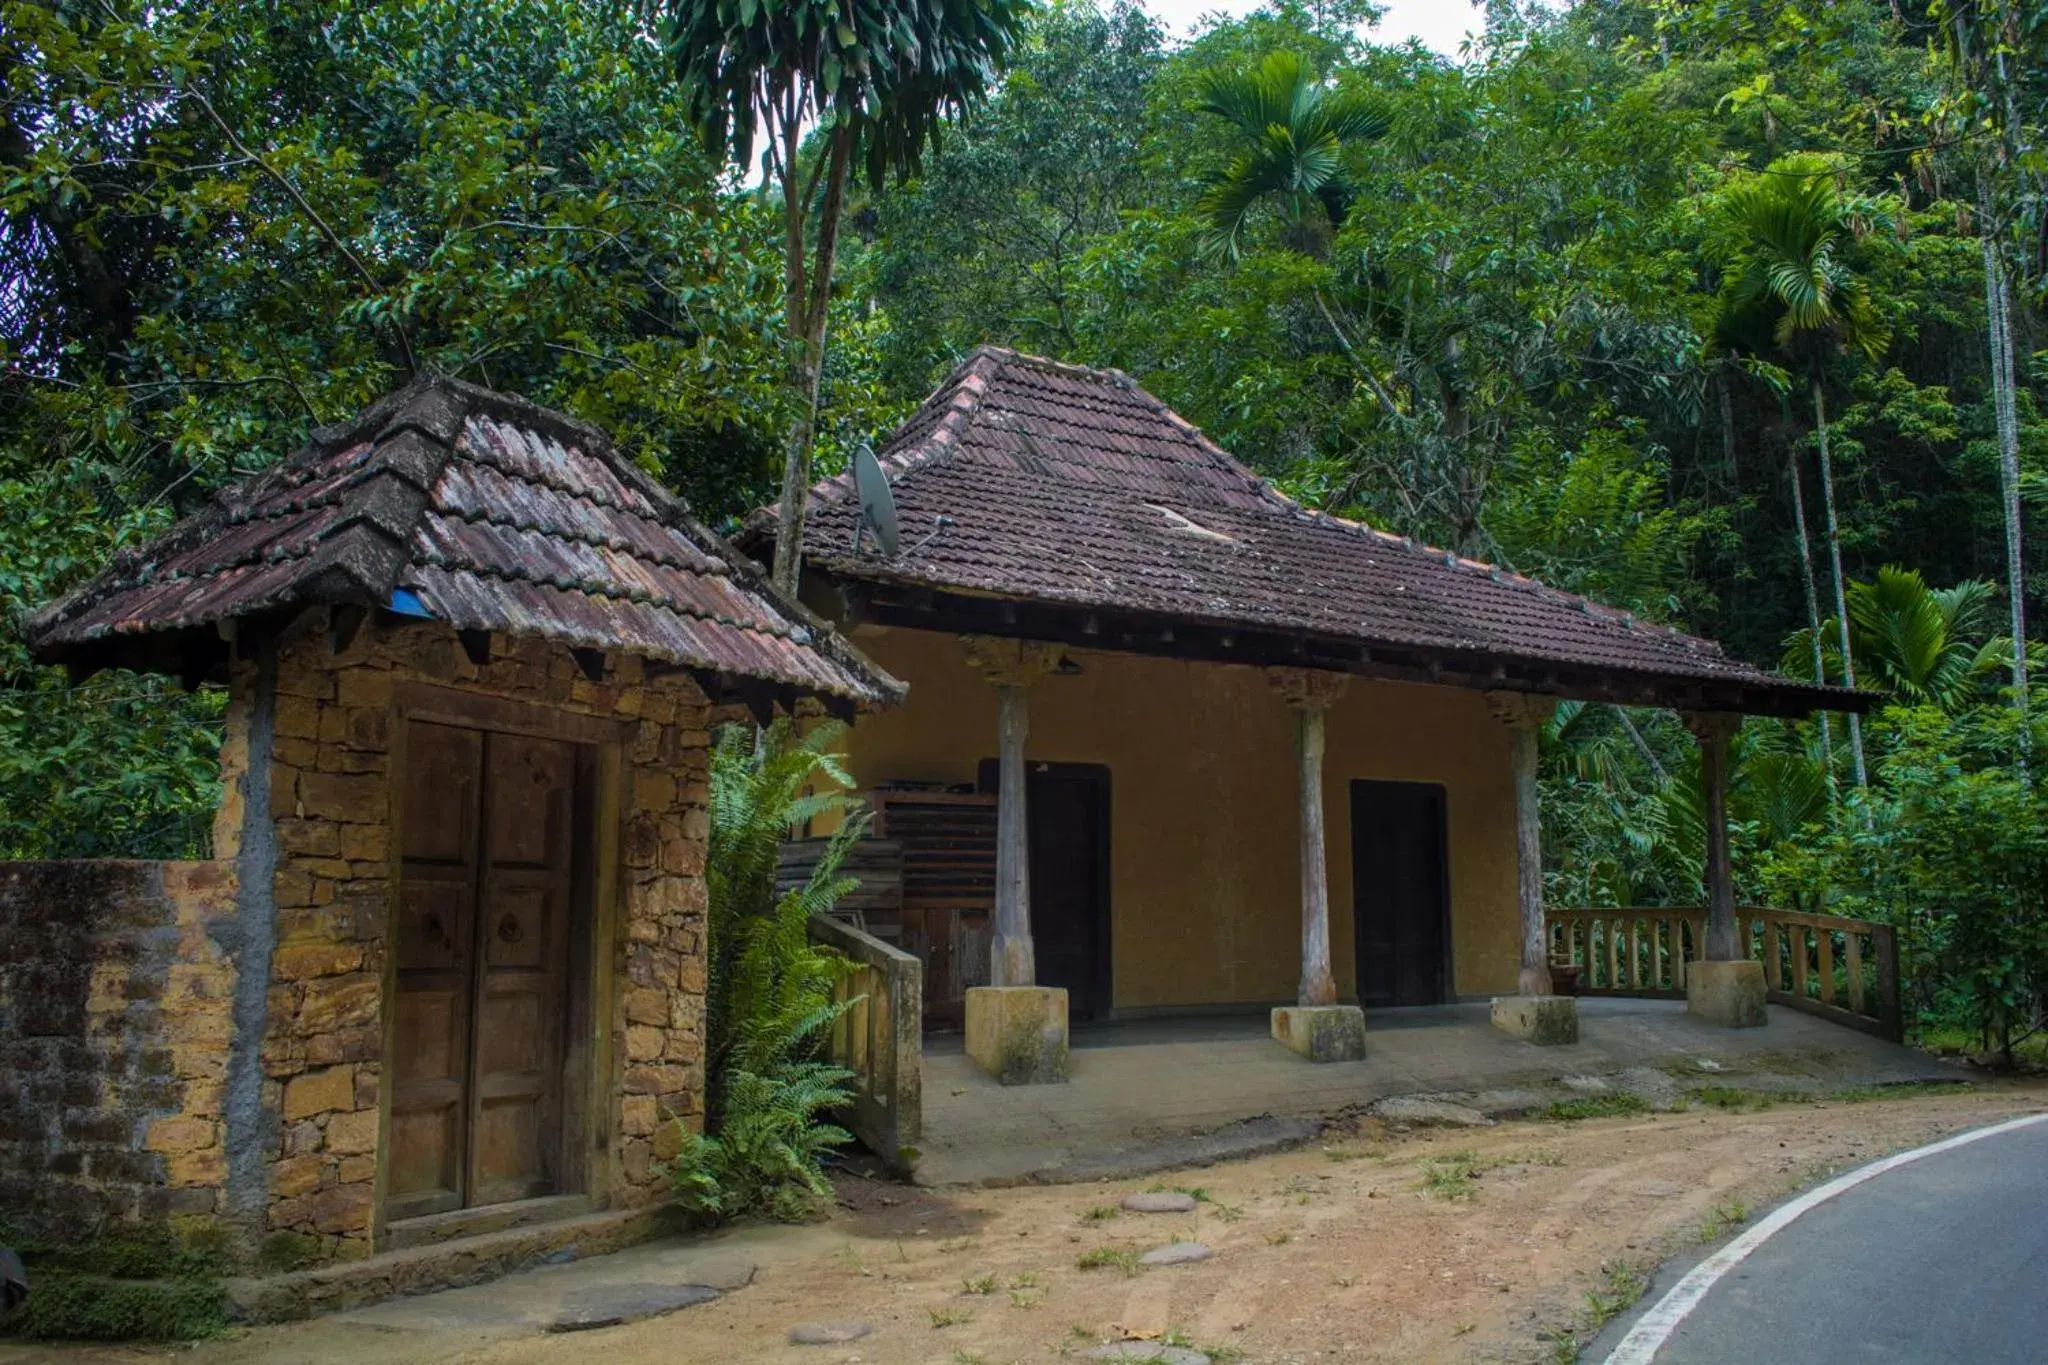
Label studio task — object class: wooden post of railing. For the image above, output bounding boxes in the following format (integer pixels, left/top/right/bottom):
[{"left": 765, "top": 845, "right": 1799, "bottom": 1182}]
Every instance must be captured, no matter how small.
[{"left": 808, "top": 914, "right": 923, "bottom": 1173}]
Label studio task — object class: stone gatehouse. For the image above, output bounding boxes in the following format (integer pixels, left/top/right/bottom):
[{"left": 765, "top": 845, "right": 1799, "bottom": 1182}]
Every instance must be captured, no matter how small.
[{"left": 3, "top": 375, "right": 899, "bottom": 1271}]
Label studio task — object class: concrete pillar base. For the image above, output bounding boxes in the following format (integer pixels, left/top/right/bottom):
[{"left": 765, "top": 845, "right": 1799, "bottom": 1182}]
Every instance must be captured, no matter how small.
[
  {"left": 1491, "top": 994, "right": 1579, "bottom": 1045},
  {"left": 1686, "top": 959, "right": 1768, "bottom": 1028},
  {"left": 964, "top": 986, "right": 1069, "bottom": 1085},
  {"left": 1271, "top": 1004, "right": 1367, "bottom": 1062}
]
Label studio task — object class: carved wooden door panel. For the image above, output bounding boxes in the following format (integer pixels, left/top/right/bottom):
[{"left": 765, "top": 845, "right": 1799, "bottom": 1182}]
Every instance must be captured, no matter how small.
[
  {"left": 389, "top": 721, "right": 575, "bottom": 1221},
  {"left": 390, "top": 721, "right": 484, "bottom": 1220},
  {"left": 468, "top": 733, "right": 573, "bottom": 1206}
]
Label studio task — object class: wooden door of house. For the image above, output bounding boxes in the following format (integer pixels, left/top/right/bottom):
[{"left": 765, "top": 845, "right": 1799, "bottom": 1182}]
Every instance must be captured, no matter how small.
[
  {"left": 1350, "top": 780, "right": 1450, "bottom": 1007},
  {"left": 979, "top": 760, "right": 1113, "bottom": 1021},
  {"left": 388, "top": 720, "right": 586, "bottom": 1221}
]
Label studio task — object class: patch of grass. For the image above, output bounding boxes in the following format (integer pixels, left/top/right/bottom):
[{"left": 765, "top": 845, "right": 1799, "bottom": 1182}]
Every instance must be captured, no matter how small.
[
  {"left": 1543, "top": 1092, "right": 1651, "bottom": 1122},
  {"left": 1697, "top": 1198, "right": 1749, "bottom": 1243},
  {"left": 1586, "top": 1260, "right": 1648, "bottom": 1326},
  {"left": 953, "top": 1351, "right": 987, "bottom": 1365},
  {"left": 1264, "top": 1230, "right": 1292, "bottom": 1245},
  {"left": 1510, "top": 1147, "right": 1567, "bottom": 1167},
  {"left": 1148, "top": 1182, "right": 1212, "bottom": 1203},
  {"left": 1009, "top": 1287, "right": 1042, "bottom": 1308},
  {"left": 1009, "top": 1272, "right": 1040, "bottom": 1289},
  {"left": 1077, "top": 1246, "right": 1140, "bottom": 1274},
  {"left": 1687, "top": 1085, "right": 1775, "bottom": 1111},
  {"left": 928, "top": 1304, "right": 970, "bottom": 1328},
  {"left": 1829, "top": 1080, "right": 1970, "bottom": 1103},
  {"left": 1210, "top": 1201, "right": 1245, "bottom": 1222},
  {"left": 1081, "top": 1204, "right": 1120, "bottom": 1222},
  {"left": 962, "top": 1272, "right": 998, "bottom": 1295},
  {"left": 1416, "top": 1149, "right": 1484, "bottom": 1200}
]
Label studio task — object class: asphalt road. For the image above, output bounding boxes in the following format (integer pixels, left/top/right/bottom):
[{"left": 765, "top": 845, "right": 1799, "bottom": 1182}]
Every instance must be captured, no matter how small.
[{"left": 1631, "top": 1117, "right": 2048, "bottom": 1364}]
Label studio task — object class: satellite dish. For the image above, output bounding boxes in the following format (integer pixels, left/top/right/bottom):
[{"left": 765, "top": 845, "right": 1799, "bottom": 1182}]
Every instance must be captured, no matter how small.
[{"left": 852, "top": 442, "right": 900, "bottom": 559}]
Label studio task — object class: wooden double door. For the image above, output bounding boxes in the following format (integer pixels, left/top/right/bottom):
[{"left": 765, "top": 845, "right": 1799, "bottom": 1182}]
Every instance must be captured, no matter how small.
[
  {"left": 387, "top": 720, "right": 593, "bottom": 1222},
  {"left": 1351, "top": 779, "right": 1452, "bottom": 1007}
]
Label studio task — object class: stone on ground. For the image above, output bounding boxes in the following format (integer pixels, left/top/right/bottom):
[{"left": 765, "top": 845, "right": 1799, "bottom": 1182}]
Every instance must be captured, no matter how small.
[
  {"left": 1082, "top": 1343, "right": 1211, "bottom": 1363},
  {"left": 1372, "top": 1096, "right": 1493, "bottom": 1127},
  {"left": 1561, "top": 1074, "right": 1611, "bottom": 1092},
  {"left": 546, "top": 1282, "right": 720, "bottom": 1332},
  {"left": 1122, "top": 1191, "right": 1198, "bottom": 1213},
  {"left": 1140, "top": 1241, "right": 1213, "bottom": 1266},
  {"left": 790, "top": 1321, "right": 874, "bottom": 1345}
]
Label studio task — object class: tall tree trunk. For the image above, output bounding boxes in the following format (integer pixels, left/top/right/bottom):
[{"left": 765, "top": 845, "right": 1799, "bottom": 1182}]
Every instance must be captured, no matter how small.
[
  {"left": 769, "top": 120, "right": 854, "bottom": 593},
  {"left": 1979, "top": 177, "right": 2029, "bottom": 714},
  {"left": 1812, "top": 377, "right": 1868, "bottom": 788},
  {"left": 1788, "top": 441, "right": 1838, "bottom": 802},
  {"left": 1717, "top": 366, "right": 1738, "bottom": 497}
]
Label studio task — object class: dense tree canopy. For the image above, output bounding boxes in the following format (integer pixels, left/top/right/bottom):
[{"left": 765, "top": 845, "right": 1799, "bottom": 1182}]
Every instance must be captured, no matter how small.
[{"left": 7, "top": 0, "right": 2048, "bottom": 1052}]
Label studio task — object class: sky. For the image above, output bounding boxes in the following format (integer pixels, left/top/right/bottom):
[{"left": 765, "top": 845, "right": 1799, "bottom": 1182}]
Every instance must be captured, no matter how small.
[{"left": 1140, "top": 0, "right": 1483, "bottom": 53}]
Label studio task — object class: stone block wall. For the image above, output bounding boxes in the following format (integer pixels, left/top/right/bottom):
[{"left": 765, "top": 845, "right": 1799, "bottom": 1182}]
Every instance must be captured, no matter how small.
[
  {"left": 219, "top": 610, "right": 712, "bottom": 1261},
  {"left": 0, "top": 859, "right": 237, "bottom": 1242}
]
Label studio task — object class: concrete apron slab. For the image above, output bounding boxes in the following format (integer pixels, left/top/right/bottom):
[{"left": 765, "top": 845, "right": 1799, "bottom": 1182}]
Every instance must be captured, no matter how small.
[
  {"left": 913, "top": 999, "right": 1964, "bottom": 1187},
  {"left": 307, "top": 1222, "right": 840, "bottom": 1343}
]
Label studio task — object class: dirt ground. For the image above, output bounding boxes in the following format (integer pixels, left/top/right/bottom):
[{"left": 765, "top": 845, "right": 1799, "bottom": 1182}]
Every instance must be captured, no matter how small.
[{"left": 26, "top": 1081, "right": 2048, "bottom": 1365}]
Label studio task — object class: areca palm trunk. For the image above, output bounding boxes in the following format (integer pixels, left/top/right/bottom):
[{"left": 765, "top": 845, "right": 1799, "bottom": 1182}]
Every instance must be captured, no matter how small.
[
  {"left": 1787, "top": 441, "right": 1837, "bottom": 800},
  {"left": 1978, "top": 181, "right": 2029, "bottom": 715},
  {"left": 1811, "top": 377, "right": 1868, "bottom": 788}
]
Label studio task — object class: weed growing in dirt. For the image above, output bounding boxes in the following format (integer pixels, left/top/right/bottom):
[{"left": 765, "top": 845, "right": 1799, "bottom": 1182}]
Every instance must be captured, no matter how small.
[
  {"left": 1211, "top": 1201, "right": 1246, "bottom": 1222},
  {"left": 1830, "top": 1080, "right": 1969, "bottom": 1103},
  {"left": 1010, "top": 1272, "right": 1040, "bottom": 1289},
  {"left": 952, "top": 1351, "right": 987, "bottom": 1365},
  {"left": 1417, "top": 1149, "right": 1484, "bottom": 1200},
  {"left": 928, "top": 1305, "right": 970, "bottom": 1328},
  {"left": 1078, "top": 1247, "right": 1140, "bottom": 1274},
  {"left": 1265, "top": 1230, "right": 1292, "bottom": 1245},
  {"left": 1509, "top": 1147, "right": 1567, "bottom": 1167},
  {"left": 962, "top": 1273, "right": 998, "bottom": 1295},
  {"left": 1687, "top": 1085, "right": 1775, "bottom": 1111},
  {"left": 1697, "top": 1199, "right": 1749, "bottom": 1243},
  {"left": 1009, "top": 1288, "right": 1042, "bottom": 1309},
  {"left": 1081, "top": 1205, "right": 1119, "bottom": 1222},
  {"left": 1586, "top": 1260, "right": 1648, "bottom": 1324},
  {"left": 1543, "top": 1093, "right": 1651, "bottom": 1121},
  {"left": 1149, "top": 1182, "right": 1212, "bottom": 1203}
]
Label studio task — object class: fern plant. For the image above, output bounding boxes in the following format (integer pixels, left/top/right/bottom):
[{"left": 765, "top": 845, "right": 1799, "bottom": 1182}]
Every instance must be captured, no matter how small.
[{"left": 669, "top": 718, "right": 866, "bottom": 1220}]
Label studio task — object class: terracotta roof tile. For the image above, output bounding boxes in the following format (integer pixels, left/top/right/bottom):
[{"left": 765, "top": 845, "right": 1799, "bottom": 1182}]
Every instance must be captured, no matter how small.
[
  {"left": 30, "top": 375, "right": 902, "bottom": 707},
  {"left": 778, "top": 347, "right": 1859, "bottom": 713}
]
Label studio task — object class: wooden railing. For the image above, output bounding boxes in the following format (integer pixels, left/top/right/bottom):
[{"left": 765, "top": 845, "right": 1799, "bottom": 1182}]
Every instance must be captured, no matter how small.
[
  {"left": 1545, "top": 906, "right": 1902, "bottom": 1042},
  {"left": 808, "top": 914, "right": 923, "bottom": 1172}
]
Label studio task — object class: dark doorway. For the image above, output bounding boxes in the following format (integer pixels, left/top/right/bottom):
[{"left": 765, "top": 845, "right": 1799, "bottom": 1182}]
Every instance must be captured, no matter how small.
[
  {"left": 1350, "top": 780, "right": 1451, "bottom": 1007},
  {"left": 978, "top": 760, "right": 1113, "bottom": 1021}
]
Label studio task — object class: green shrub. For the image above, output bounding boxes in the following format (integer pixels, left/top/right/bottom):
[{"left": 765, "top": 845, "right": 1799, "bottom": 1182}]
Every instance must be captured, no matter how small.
[{"left": 665, "top": 719, "right": 863, "bottom": 1221}]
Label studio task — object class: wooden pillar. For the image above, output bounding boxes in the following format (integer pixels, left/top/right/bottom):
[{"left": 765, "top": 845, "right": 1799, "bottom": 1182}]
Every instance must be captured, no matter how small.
[
  {"left": 1488, "top": 692, "right": 1558, "bottom": 997},
  {"left": 1688, "top": 712, "right": 1742, "bottom": 961},
  {"left": 963, "top": 637, "right": 1062, "bottom": 988},
  {"left": 1269, "top": 668, "right": 1350, "bottom": 1007}
]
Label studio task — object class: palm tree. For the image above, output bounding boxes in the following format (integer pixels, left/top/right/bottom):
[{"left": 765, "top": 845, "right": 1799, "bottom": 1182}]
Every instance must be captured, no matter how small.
[
  {"left": 1718, "top": 152, "right": 1894, "bottom": 788},
  {"left": 650, "top": 0, "right": 1030, "bottom": 590},
  {"left": 1785, "top": 566, "right": 2013, "bottom": 712},
  {"left": 1192, "top": 50, "right": 1397, "bottom": 413}
]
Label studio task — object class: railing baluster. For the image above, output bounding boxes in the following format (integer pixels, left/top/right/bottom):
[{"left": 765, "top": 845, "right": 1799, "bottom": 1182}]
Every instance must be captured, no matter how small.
[
  {"left": 1817, "top": 928, "right": 1836, "bottom": 1005},
  {"left": 1845, "top": 931, "right": 1865, "bottom": 1015}
]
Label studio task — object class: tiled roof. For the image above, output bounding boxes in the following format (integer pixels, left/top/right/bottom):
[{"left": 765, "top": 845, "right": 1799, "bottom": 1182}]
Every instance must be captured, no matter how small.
[
  {"left": 28, "top": 375, "right": 902, "bottom": 707},
  {"left": 774, "top": 347, "right": 1862, "bottom": 713}
]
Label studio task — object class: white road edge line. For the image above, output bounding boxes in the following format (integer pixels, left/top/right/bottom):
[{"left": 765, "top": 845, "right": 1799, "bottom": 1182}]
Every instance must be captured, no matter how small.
[{"left": 1602, "top": 1110, "right": 2048, "bottom": 1364}]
